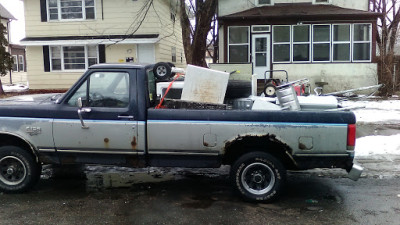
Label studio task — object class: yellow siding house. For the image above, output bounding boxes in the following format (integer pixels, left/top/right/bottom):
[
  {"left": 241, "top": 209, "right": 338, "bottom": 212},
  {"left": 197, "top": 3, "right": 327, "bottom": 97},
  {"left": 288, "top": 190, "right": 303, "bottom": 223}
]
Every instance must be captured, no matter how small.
[{"left": 21, "top": 0, "right": 185, "bottom": 89}]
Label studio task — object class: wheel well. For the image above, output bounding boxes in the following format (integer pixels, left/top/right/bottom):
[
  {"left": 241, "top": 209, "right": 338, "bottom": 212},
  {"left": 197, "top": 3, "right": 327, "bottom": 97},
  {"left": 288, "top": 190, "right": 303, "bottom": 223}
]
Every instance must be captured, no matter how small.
[
  {"left": 223, "top": 135, "right": 296, "bottom": 170},
  {"left": 0, "top": 134, "right": 36, "bottom": 158}
]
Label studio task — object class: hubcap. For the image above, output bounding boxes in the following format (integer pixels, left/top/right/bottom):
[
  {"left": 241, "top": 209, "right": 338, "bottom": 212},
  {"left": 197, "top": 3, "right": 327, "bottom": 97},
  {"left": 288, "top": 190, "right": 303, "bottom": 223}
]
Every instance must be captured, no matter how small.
[
  {"left": 241, "top": 162, "right": 275, "bottom": 195},
  {"left": 156, "top": 66, "right": 167, "bottom": 76},
  {"left": 0, "top": 156, "right": 27, "bottom": 186}
]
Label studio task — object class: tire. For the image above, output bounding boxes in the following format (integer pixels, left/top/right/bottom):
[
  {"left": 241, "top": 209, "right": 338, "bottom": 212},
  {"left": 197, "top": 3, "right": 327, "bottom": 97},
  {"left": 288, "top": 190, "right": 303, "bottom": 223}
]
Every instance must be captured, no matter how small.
[
  {"left": 225, "top": 80, "right": 252, "bottom": 99},
  {"left": 230, "top": 151, "right": 286, "bottom": 202},
  {"left": 153, "top": 62, "right": 173, "bottom": 81},
  {"left": 263, "top": 84, "right": 277, "bottom": 97},
  {"left": 0, "top": 146, "right": 41, "bottom": 193}
]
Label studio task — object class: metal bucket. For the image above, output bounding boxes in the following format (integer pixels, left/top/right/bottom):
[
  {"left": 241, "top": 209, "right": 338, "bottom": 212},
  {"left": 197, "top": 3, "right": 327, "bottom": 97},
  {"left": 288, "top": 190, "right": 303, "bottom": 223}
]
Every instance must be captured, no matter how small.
[{"left": 276, "top": 85, "right": 301, "bottom": 111}]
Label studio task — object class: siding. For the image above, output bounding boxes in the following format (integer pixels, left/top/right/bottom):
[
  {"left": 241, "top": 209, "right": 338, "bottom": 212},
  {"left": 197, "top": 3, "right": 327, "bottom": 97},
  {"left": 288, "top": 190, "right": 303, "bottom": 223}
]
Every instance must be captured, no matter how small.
[{"left": 24, "top": 0, "right": 186, "bottom": 89}]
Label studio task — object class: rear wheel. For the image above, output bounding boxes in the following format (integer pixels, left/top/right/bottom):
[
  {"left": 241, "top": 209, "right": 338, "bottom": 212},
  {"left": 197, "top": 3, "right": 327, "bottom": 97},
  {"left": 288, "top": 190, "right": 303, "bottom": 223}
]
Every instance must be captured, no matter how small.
[
  {"left": 263, "top": 84, "right": 277, "bottom": 97},
  {"left": 230, "top": 151, "right": 286, "bottom": 202},
  {"left": 0, "top": 146, "right": 41, "bottom": 193},
  {"left": 153, "top": 62, "right": 173, "bottom": 81}
]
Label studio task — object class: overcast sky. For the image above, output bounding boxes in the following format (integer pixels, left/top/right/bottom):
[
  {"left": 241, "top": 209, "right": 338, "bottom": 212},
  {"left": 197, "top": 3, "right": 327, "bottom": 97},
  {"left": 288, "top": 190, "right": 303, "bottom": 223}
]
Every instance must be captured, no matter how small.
[{"left": 0, "top": 0, "right": 25, "bottom": 44}]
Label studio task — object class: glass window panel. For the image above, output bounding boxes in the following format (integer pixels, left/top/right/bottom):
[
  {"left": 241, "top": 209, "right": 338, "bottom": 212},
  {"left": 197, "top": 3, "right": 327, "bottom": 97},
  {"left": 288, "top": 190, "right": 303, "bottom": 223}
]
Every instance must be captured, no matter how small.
[
  {"left": 85, "top": 0, "right": 95, "bottom": 6},
  {"left": 51, "top": 46, "right": 61, "bottom": 58},
  {"left": 293, "top": 25, "right": 309, "bottom": 42},
  {"left": 60, "top": 0, "right": 82, "bottom": 7},
  {"left": 293, "top": 44, "right": 310, "bottom": 61},
  {"left": 353, "top": 24, "right": 371, "bottom": 41},
  {"left": 313, "top": 44, "right": 330, "bottom": 61},
  {"left": 229, "top": 27, "right": 249, "bottom": 44},
  {"left": 48, "top": 0, "right": 58, "bottom": 7},
  {"left": 255, "top": 38, "right": 267, "bottom": 52},
  {"left": 333, "top": 44, "right": 350, "bottom": 61},
  {"left": 87, "top": 46, "right": 97, "bottom": 57},
  {"left": 313, "top": 25, "right": 330, "bottom": 42},
  {"left": 252, "top": 26, "right": 269, "bottom": 32},
  {"left": 12, "top": 55, "right": 17, "bottom": 71},
  {"left": 88, "top": 72, "right": 130, "bottom": 108},
  {"left": 273, "top": 44, "right": 290, "bottom": 62},
  {"left": 353, "top": 43, "right": 370, "bottom": 60},
  {"left": 18, "top": 56, "right": 24, "bottom": 71},
  {"left": 88, "top": 58, "right": 98, "bottom": 66},
  {"left": 229, "top": 45, "right": 249, "bottom": 63},
  {"left": 273, "top": 26, "right": 290, "bottom": 43},
  {"left": 255, "top": 53, "right": 267, "bottom": 66},
  {"left": 258, "top": 0, "right": 271, "bottom": 4},
  {"left": 333, "top": 25, "right": 350, "bottom": 41},
  {"left": 85, "top": 7, "right": 95, "bottom": 19},
  {"left": 64, "top": 63, "right": 85, "bottom": 70},
  {"left": 52, "top": 59, "right": 62, "bottom": 70}
]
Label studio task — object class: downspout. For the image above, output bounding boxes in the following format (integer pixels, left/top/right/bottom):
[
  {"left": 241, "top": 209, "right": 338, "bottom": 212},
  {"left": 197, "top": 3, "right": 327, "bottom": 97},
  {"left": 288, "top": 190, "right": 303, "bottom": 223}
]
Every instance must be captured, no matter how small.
[{"left": 7, "top": 19, "right": 12, "bottom": 84}]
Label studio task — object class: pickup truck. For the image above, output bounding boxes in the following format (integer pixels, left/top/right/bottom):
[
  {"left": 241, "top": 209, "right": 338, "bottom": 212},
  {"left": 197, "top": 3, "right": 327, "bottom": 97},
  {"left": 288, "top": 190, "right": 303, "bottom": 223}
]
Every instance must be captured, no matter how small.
[{"left": 0, "top": 63, "right": 362, "bottom": 202}]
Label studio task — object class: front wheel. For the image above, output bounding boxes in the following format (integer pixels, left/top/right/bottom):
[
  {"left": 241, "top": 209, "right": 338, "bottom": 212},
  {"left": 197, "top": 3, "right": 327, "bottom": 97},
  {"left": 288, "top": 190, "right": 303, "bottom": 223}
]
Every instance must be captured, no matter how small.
[
  {"left": 0, "top": 146, "right": 41, "bottom": 193},
  {"left": 230, "top": 152, "right": 286, "bottom": 202}
]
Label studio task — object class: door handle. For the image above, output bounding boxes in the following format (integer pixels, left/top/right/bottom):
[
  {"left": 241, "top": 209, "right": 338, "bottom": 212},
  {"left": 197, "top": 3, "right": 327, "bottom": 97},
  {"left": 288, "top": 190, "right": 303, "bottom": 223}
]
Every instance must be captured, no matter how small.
[{"left": 118, "top": 115, "right": 135, "bottom": 120}]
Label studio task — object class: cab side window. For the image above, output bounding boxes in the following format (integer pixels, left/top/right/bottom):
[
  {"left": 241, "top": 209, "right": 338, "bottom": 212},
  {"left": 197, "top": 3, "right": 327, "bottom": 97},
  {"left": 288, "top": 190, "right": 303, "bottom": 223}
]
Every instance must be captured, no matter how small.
[{"left": 68, "top": 72, "right": 130, "bottom": 108}]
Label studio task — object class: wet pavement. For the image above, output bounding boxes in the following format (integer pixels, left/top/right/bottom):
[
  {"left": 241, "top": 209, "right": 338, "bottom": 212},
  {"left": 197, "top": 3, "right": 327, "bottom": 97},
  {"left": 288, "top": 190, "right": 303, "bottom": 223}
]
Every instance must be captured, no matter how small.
[{"left": 0, "top": 161, "right": 399, "bottom": 225}]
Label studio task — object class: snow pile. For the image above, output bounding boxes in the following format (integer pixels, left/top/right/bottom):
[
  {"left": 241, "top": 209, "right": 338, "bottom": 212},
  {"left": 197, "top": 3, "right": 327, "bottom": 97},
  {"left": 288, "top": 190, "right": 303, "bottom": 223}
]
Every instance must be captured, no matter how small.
[
  {"left": 341, "top": 100, "right": 400, "bottom": 124},
  {"left": 355, "top": 134, "right": 400, "bottom": 156}
]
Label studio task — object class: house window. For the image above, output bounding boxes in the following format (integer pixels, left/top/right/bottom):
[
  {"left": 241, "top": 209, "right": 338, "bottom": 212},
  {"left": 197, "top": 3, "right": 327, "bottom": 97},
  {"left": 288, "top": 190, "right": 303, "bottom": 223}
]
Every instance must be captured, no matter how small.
[
  {"left": 50, "top": 45, "right": 98, "bottom": 71},
  {"left": 292, "top": 25, "right": 310, "bottom": 62},
  {"left": 353, "top": 24, "right": 371, "bottom": 61},
  {"left": 12, "top": 55, "right": 18, "bottom": 72},
  {"left": 313, "top": 0, "right": 331, "bottom": 4},
  {"left": 228, "top": 26, "right": 250, "bottom": 63},
  {"left": 272, "top": 23, "right": 372, "bottom": 63},
  {"left": 171, "top": 47, "right": 176, "bottom": 62},
  {"left": 256, "top": 0, "right": 273, "bottom": 6},
  {"left": 272, "top": 26, "right": 291, "bottom": 62},
  {"left": 18, "top": 55, "right": 24, "bottom": 72},
  {"left": 48, "top": 0, "right": 95, "bottom": 21},
  {"left": 313, "top": 25, "right": 331, "bottom": 62},
  {"left": 333, "top": 24, "right": 351, "bottom": 62},
  {"left": 252, "top": 25, "right": 270, "bottom": 33}
]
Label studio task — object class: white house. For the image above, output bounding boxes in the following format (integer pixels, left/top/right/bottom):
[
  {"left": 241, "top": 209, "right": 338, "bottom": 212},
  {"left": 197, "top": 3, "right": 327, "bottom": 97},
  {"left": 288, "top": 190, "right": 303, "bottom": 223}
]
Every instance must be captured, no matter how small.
[{"left": 217, "top": 0, "right": 381, "bottom": 93}]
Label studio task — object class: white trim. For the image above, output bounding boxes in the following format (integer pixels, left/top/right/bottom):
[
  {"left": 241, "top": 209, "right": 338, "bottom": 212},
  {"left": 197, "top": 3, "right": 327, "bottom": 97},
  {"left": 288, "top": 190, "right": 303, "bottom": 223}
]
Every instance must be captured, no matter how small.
[
  {"left": 227, "top": 26, "right": 250, "bottom": 63},
  {"left": 292, "top": 25, "right": 311, "bottom": 63},
  {"left": 252, "top": 25, "right": 271, "bottom": 33},
  {"left": 332, "top": 24, "right": 351, "bottom": 62},
  {"left": 272, "top": 25, "right": 291, "bottom": 63},
  {"left": 50, "top": 45, "right": 99, "bottom": 72},
  {"left": 47, "top": 0, "right": 96, "bottom": 21},
  {"left": 21, "top": 38, "right": 160, "bottom": 46},
  {"left": 312, "top": 24, "right": 331, "bottom": 63},
  {"left": 352, "top": 23, "right": 372, "bottom": 62}
]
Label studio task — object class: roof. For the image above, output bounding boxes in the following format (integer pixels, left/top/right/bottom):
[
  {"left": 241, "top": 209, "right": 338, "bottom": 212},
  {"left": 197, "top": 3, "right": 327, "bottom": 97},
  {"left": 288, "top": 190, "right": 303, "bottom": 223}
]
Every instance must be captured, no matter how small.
[
  {"left": 20, "top": 34, "right": 160, "bottom": 46},
  {"left": 219, "top": 3, "right": 382, "bottom": 21},
  {"left": 0, "top": 4, "right": 16, "bottom": 20}
]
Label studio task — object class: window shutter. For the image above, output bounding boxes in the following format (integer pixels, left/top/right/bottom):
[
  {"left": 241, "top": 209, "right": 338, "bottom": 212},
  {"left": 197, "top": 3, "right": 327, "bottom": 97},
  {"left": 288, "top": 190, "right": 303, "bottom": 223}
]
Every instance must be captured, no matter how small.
[
  {"left": 99, "top": 45, "right": 106, "bottom": 63},
  {"left": 43, "top": 46, "right": 50, "bottom": 72},
  {"left": 40, "top": 0, "right": 47, "bottom": 22}
]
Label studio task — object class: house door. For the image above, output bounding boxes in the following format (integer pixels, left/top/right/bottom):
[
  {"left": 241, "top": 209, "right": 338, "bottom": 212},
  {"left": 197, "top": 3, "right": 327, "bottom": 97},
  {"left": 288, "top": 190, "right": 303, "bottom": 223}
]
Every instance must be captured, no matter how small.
[
  {"left": 137, "top": 44, "right": 155, "bottom": 63},
  {"left": 252, "top": 34, "right": 270, "bottom": 78}
]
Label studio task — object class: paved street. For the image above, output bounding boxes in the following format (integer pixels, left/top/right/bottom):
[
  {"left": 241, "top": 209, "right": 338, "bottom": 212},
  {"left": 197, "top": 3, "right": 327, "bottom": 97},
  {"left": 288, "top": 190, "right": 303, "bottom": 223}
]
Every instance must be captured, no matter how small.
[{"left": 0, "top": 160, "right": 399, "bottom": 225}]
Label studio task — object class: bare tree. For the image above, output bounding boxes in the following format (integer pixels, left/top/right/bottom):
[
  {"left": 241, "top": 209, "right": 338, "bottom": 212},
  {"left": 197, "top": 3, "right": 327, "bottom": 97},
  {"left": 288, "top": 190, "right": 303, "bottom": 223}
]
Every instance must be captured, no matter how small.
[
  {"left": 180, "top": 0, "right": 218, "bottom": 67},
  {"left": 0, "top": 23, "right": 13, "bottom": 95},
  {"left": 372, "top": 0, "right": 400, "bottom": 96}
]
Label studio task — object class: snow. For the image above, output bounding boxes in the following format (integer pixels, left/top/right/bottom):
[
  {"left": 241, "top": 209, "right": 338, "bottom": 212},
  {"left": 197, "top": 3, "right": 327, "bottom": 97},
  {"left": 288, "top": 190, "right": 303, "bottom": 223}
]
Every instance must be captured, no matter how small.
[
  {"left": 343, "top": 99, "right": 400, "bottom": 157},
  {"left": 355, "top": 134, "right": 400, "bottom": 156}
]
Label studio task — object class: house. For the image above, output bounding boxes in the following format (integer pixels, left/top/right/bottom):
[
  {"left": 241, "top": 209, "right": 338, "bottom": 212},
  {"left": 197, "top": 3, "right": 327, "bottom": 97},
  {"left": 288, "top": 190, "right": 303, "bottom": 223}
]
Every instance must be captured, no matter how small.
[
  {"left": 0, "top": 3, "right": 27, "bottom": 85},
  {"left": 217, "top": 0, "right": 381, "bottom": 93},
  {"left": 21, "top": 0, "right": 185, "bottom": 90}
]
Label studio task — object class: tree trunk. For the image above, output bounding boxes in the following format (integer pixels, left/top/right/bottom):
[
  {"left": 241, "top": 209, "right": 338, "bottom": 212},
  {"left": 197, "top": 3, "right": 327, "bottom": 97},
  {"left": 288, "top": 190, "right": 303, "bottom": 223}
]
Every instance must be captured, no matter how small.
[{"left": 0, "top": 79, "right": 5, "bottom": 95}]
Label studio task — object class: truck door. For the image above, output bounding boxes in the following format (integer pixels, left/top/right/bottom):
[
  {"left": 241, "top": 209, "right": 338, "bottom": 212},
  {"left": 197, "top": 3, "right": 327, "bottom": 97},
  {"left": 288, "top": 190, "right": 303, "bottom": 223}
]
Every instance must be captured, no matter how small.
[{"left": 52, "top": 70, "right": 142, "bottom": 165}]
